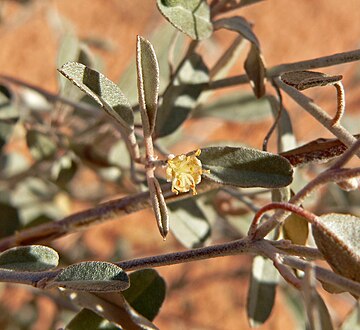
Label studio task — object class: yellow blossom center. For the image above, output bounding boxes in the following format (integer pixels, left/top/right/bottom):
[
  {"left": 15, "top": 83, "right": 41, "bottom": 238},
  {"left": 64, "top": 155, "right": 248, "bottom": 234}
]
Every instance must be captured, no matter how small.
[{"left": 166, "top": 149, "right": 208, "bottom": 195}]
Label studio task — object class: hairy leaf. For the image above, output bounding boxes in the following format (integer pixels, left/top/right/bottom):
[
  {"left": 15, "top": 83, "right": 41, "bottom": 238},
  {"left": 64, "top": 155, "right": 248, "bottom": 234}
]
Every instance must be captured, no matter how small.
[
  {"left": 50, "top": 261, "right": 129, "bottom": 292},
  {"left": 136, "top": 36, "right": 160, "bottom": 135},
  {"left": 198, "top": 146, "right": 293, "bottom": 188},
  {"left": 58, "top": 62, "right": 134, "bottom": 131},
  {"left": 247, "top": 256, "right": 279, "bottom": 327},
  {"left": 156, "top": 0, "right": 213, "bottom": 40},
  {"left": 0, "top": 245, "right": 59, "bottom": 271},
  {"left": 123, "top": 269, "right": 166, "bottom": 321},
  {"left": 169, "top": 198, "right": 211, "bottom": 248},
  {"left": 312, "top": 213, "right": 360, "bottom": 284},
  {"left": 155, "top": 53, "right": 209, "bottom": 137}
]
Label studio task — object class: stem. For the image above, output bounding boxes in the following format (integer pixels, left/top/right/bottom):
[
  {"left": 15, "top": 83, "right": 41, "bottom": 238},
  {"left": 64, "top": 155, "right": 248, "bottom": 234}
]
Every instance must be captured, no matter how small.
[
  {"left": 276, "top": 78, "right": 360, "bottom": 158},
  {"left": 253, "top": 167, "right": 360, "bottom": 239},
  {"left": 332, "top": 82, "right": 345, "bottom": 126}
]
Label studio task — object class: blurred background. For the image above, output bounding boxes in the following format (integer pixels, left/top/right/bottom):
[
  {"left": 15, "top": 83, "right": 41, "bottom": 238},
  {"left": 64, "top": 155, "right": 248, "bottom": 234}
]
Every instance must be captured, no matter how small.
[{"left": 0, "top": 0, "right": 360, "bottom": 329}]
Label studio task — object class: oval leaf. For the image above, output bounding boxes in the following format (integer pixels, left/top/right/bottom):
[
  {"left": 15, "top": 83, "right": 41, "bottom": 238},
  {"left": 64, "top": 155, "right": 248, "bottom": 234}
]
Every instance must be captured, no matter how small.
[
  {"left": 136, "top": 36, "right": 160, "bottom": 135},
  {"left": 58, "top": 62, "right": 134, "bottom": 131},
  {"left": 0, "top": 245, "right": 59, "bottom": 271},
  {"left": 312, "top": 213, "right": 360, "bottom": 283},
  {"left": 198, "top": 146, "right": 293, "bottom": 188},
  {"left": 122, "top": 269, "right": 166, "bottom": 321},
  {"left": 155, "top": 53, "right": 209, "bottom": 138},
  {"left": 66, "top": 308, "right": 120, "bottom": 330},
  {"left": 247, "top": 256, "right": 279, "bottom": 327},
  {"left": 283, "top": 213, "right": 309, "bottom": 246},
  {"left": 156, "top": 0, "right": 213, "bottom": 40},
  {"left": 50, "top": 261, "right": 129, "bottom": 292},
  {"left": 169, "top": 198, "right": 211, "bottom": 248}
]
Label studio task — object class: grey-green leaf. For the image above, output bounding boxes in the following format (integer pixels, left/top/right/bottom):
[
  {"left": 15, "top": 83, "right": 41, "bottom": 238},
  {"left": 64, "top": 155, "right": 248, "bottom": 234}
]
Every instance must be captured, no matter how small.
[
  {"left": 0, "top": 245, "right": 59, "bottom": 271},
  {"left": 247, "top": 256, "right": 279, "bottom": 327},
  {"left": 169, "top": 198, "right": 211, "bottom": 248},
  {"left": 214, "top": 16, "right": 260, "bottom": 47},
  {"left": 136, "top": 36, "right": 160, "bottom": 135},
  {"left": 198, "top": 146, "right": 293, "bottom": 188},
  {"left": 58, "top": 62, "right": 134, "bottom": 131},
  {"left": 193, "top": 92, "right": 272, "bottom": 122},
  {"left": 155, "top": 53, "right": 209, "bottom": 138},
  {"left": 312, "top": 213, "right": 360, "bottom": 284},
  {"left": 26, "top": 129, "right": 57, "bottom": 161},
  {"left": 66, "top": 308, "right": 120, "bottom": 330},
  {"left": 122, "top": 269, "right": 166, "bottom": 321},
  {"left": 49, "top": 261, "right": 129, "bottom": 292},
  {"left": 156, "top": 0, "right": 213, "bottom": 40}
]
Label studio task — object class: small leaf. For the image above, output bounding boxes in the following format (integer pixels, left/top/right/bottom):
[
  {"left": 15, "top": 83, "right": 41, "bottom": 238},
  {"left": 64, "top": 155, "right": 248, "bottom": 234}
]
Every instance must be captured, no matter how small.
[
  {"left": 244, "top": 43, "right": 266, "bottom": 98},
  {"left": 312, "top": 214, "right": 360, "bottom": 283},
  {"left": 156, "top": 0, "right": 213, "bottom": 40},
  {"left": 0, "top": 201, "right": 21, "bottom": 238},
  {"left": 49, "top": 261, "right": 129, "bottom": 292},
  {"left": 169, "top": 198, "right": 211, "bottom": 248},
  {"left": 214, "top": 16, "right": 260, "bottom": 47},
  {"left": 283, "top": 213, "right": 309, "bottom": 245},
  {"left": 122, "top": 269, "right": 166, "bottom": 321},
  {"left": 136, "top": 36, "right": 160, "bottom": 135},
  {"left": 155, "top": 53, "right": 209, "bottom": 138},
  {"left": 67, "top": 292, "right": 159, "bottom": 329},
  {"left": 198, "top": 146, "right": 293, "bottom": 188},
  {"left": 58, "top": 62, "right": 134, "bottom": 131},
  {"left": 0, "top": 245, "right": 59, "bottom": 271},
  {"left": 280, "top": 71, "right": 342, "bottom": 91},
  {"left": 194, "top": 92, "right": 272, "bottom": 122},
  {"left": 66, "top": 308, "right": 120, "bottom": 330},
  {"left": 26, "top": 129, "right": 57, "bottom": 160},
  {"left": 247, "top": 256, "right": 279, "bottom": 327}
]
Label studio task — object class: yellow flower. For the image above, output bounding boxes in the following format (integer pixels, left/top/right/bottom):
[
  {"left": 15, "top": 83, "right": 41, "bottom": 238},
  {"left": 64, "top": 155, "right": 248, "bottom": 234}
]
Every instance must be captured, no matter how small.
[{"left": 166, "top": 149, "right": 209, "bottom": 195}]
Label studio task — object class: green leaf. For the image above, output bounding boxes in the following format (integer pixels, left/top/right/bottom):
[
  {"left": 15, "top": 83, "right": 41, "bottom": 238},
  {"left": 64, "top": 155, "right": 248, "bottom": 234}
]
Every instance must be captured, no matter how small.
[
  {"left": 0, "top": 245, "right": 59, "bottom": 271},
  {"left": 283, "top": 213, "right": 309, "bottom": 245},
  {"left": 122, "top": 269, "right": 166, "bottom": 321},
  {"left": 49, "top": 261, "right": 129, "bottom": 292},
  {"left": 247, "top": 256, "right": 279, "bottom": 327},
  {"left": 67, "top": 292, "right": 159, "bottom": 329},
  {"left": 26, "top": 129, "right": 57, "bottom": 160},
  {"left": 136, "top": 36, "right": 160, "bottom": 135},
  {"left": 51, "top": 154, "right": 78, "bottom": 188},
  {"left": 66, "top": 308, "right": 120, "bottom": 330},
  {"left": 155, "top": 53, "right": 209, "bottom": 138},
  {"left": 244, "top": 43, "right": 266, "bottom": 98},
  {"left": 169, "top": 198, "right": 211, "bottom": 248},
  {"left": 156, "top": 0, "right": 213, "bottom": 40},
  {"left": 198, "top": 146, "right": 293, "bottom": 188},
  {"left": 58, "top": 62, "right": 134, "bottom": 131},
  {"left": 312, "top": 213, "right": 360, "bottom": 284},
  {"left": 214, "top": 16, "right": 260, "bottom": 47},
  {"left": 0, "top": 201, "right": 21, "bottom": 238},
  {"left": 194, "top": 92, "right": 272, "bottom": 122}
]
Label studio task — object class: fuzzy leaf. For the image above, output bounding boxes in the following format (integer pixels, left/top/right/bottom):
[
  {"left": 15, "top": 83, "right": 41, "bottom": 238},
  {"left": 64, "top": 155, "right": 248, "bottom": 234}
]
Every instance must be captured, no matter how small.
[
  {"left": 122, "top": 269, "right": 166, "bottom": 321},
  {"left": 312, "top": 213, "right": 360, "bottom": 284},
  {"left": 156, "top": 0, "right": 213, "bottom": 40},
  {"left": 155, "top": 53, "right": 209, "bottom": 138},
  {"left": 247, "top": 256, "right": 279, "bottom": 327},
  {"left": 50, "top": 261, "right": 129, "bottom": 292},
  {"left": 198, "top": 146, "right": 293, "bottom": 188},
  {"left": 169, "top": 198, "right": 211, "bottom": 248},
  {"left": 136, "top": 36, "right": 160, "bottom": 135},
  {"left": 0, "top": 245, "right": 59, "bottom": 271},
  {"left": 58, "top": 62, "right": 134, "bottom": 131}
]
